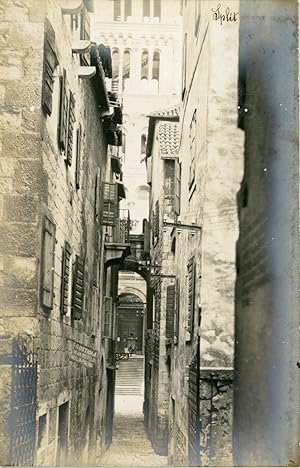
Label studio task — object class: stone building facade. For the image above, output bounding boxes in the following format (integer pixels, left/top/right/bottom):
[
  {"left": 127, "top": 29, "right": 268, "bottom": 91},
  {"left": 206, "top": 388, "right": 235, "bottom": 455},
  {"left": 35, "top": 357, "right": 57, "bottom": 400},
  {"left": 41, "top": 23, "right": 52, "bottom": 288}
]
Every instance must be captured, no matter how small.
[
  {"left": 145, "top": 0, "right": 243, "bottom": 465},
  {"left": 0, "top": 0, "right": 127, "bottom": 465},
  {"left": 234, "top": 1, "right": 299, "bottom": 466}
]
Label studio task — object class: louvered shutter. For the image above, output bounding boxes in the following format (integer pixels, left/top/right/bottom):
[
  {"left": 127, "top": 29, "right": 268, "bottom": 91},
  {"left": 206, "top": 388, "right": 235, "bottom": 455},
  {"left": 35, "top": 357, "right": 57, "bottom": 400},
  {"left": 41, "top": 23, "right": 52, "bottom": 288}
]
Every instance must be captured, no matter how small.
[
  {"left": 60, "top": 242, "right": 71, "bottom": 315},
  {"left": 104, "top": 296, "right": 112, "bottom": 337},
  {"left": 144, "top": 219, "right": 150, "bottom": 254},
  {"left": 101, "top": 182, "right": 118, "bottom": 226},
  {"left": 58, "top": 69, "right": 68, "bottom": 151},
  {"left": 187, "top": 257, "right": 196, "bottom": 338},
  {"left": 166, "top": 285, "right": 175, "bottom": 339},
  {"left": 41, "top": 216, "right": 56, "bottom": 309},
  {"left": 174, "top": 278, "right": 180, "bottom": 342},
  {"left": 66, "top": 92, "right": 76, "bottom": 166},
  {"left": 72, "top": 255, "right": 85, "bottom": 320},
  {"left": 42, "top": 19, "right": 58, "bottom": 116},
  {"left": 154, "top": 200, "right": 159, "bottom": 238},
  {"left": 75, "top": 124, "right": 82, "bottom": 189},
  {"left": 174, "top": 160, "right": 181, "bottom": 215}
]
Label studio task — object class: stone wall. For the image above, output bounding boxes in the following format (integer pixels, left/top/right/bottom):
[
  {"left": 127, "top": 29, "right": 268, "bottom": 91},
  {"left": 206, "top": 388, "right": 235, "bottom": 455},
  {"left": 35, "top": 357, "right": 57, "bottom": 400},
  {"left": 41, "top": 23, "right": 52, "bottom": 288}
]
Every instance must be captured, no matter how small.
[{"left": 0, "top": 0, "right": 114, "bottom": 465}]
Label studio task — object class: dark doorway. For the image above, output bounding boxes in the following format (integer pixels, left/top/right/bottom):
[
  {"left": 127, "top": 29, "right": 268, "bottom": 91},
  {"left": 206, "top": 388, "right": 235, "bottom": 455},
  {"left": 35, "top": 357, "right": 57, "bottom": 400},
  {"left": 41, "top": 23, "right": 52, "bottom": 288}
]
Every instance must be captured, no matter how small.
[
  {"left": 116, "top": 293, "right": 144, "bottom": 354},
  {"left": 56, "top": 401, "right": 69, "bottom": 465},
  {"left": 105, "top": 369, "right": 115, "bottom": 446}
]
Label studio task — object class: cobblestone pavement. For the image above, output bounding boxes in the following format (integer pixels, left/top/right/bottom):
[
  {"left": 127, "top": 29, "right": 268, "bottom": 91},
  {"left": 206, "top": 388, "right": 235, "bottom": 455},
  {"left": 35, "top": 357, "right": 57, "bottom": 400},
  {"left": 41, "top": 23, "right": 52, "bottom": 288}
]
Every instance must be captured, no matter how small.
[{"left": 100, "top": 413, "right": 168, "bottom": 466}]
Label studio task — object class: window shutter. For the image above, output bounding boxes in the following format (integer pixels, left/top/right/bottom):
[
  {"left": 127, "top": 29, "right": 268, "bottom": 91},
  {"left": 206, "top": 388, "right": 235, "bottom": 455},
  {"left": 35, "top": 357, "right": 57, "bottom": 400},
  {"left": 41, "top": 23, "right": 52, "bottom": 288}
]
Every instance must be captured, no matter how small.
[
  {"left": 66, "top": 91, "right": 76, "bottom": 166},
  {"left": 174, "top": 159, "right": 181, "bottom": 215},
  {"left": 166, "top": 285, "right": 175, "bottom": 339},
  {"left": 187, "top": 257, "right": 196, "bottom": 338},
  {"left": 144, "top": 219, "right": 150, "bottom": 254},
  {"left": 42, "top": 19, "right": 58, "bottom": 116},
  {"left": 72, "top": 255, "right": 85, "bottom": 320},
  {"left": 75, "top": 124, "right": 82, "bottom": 189},
  {"left": 60, "top": 242, "right": 71, "bottom": 315},
  {"left": 58, "top": 69, "right": 68, "bottom": 151},
  {"left": 104, "top": 296, "right": 112, "bottom": 337},
  {"left": 154, "top": 200, "right": 159, "bottom": 238},
  {"left": 41, "top": 216, "right": 56, "bottom": 309},
  {"left": 174, "top": 278, "right": 180, "bottom": 342},
  {"left": 101, "top": 182, "right": 118, "bottom": 226},
  {"left": 146, "top": 156, "right": 152, "bottom": 185}
]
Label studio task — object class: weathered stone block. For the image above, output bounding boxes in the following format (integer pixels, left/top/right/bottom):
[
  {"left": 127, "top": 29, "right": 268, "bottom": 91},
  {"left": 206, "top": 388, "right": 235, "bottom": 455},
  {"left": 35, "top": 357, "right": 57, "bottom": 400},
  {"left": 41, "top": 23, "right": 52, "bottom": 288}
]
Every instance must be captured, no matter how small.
[
  {"left": 13, "top": 159, "right": 47, "bottom": 195},
  {"left": 0, "top": 179, "right": 13, "bottom": 194},
  {"left": 2, "top": 255, "right": 37, "bottom": 289},
  {"left": 0, "top": 287, "right": 37, "bottom": 316},
  {"left": 0, "top": 222, "right": 38, "bottom": 256},
  {"left": 3, "top": 194, "right": 38, "bottom": 222},
  {"left": 8, "top": 21, "right": 44, "bottom": 50},
  {"left": 0, "top": 159, "right": 14, "bottom": 177},
  {"left": 5, "top": 80, "right": 41, "bottom": 111},
  {"left": 0, "top": 65, "right": 22, "bottom": 81},
  {"left": 5, "top": 5, "right": 29, "bottom": 22},
  {"left": 1, "top": 131, "right": 41, "bottom": 159}
]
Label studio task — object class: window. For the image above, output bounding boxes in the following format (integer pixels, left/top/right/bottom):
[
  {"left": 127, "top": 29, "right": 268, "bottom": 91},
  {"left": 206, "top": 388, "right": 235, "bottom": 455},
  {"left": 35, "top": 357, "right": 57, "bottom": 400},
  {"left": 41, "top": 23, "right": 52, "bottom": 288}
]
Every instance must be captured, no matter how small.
[
  {"left": 104, "top": 296, "right": 113, "bottom": 337},
  {"left": 164, "top": 159, "right": 175, "bottom": 197},
  {"left": 195, "top": 0, "right": 201, "bottom": 36},
  {"left": 124, "top": 0, "right": 132, "bottom": 20},
  {"left": 66, "top": 91, "right": 76, "bottom": 166},
  {"left": 146, "top": 155, "right": 152, "bottom": 185},
  {"left": 186, "top": 257, "right": 196, "bottom": 339},
  {"left": 143, "top": 0, "right": 150, "bottom": 17},
  {"left": 141, "top": 50, "right": 149, "bottom": 79},
  {"left": 41, "top": 216, "right": 56, "bottom": 310},
  {"left": 153, "top": 0, "right": 161, "bottom": 18},
  {"left": 113, "top": 0, "right": 121, "bottom": 20},
  {"left": 122, "top": 132, "right": 126, "bottom": 154},
  {"left": 42, "top": 19, "right": 58, "bottom": 116},
  {"left": 182, "top": 33, "right": 187, "bottom": 100},
  {"left": 154, "top": 200, "right": 159, "bottom": 239},
  {"left": 75, "top": 124, "right": 82, "bottom": 189},
  {"left": 112, "top": 49, "right": 120, "bottom": 91},
  {"left": 38, "top": 414, "right": 47, "bottom": 449},
  {"left": 166, "top": 285, "right": 175, "bottom": 339},
  {"left": 58, "top": 69, "right": 68, "bottom": 152},
  {"left": 60, "top": 242, "right": 71, "bottom": 316},
  {"left": 174, "top": 160, "right": 181, "bottom": 215},
  {"left": 189, "top": 110, "right": 197, "bottom": 190},
  {"left": 122, "top": 49, "right": 131, "bottom": 90},
  {"left": 152, "top": 50, "right": 160, "bottom": 81},
  {"left": 72, "top": 255, "right": 85, "bottom": 320},
  {"left": 141, "top": 134, "right": 147, "bottom": 155},
  {"left": 101, "top": 182, "right": 118, "bottom": 226},
  {"left": 174, "top": 278, "right": 180, "bottom": 343}
]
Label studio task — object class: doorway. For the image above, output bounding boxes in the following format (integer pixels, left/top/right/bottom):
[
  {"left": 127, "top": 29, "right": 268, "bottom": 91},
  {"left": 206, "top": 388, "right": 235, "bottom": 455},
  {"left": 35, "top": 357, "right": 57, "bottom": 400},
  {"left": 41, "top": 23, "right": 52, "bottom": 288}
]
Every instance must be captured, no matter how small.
[
  {"left": 105, "top": 369, "right": 115, "bottom": 447},
  {"left": 56, "top": 401, "right": 69, "bottom": 465}
]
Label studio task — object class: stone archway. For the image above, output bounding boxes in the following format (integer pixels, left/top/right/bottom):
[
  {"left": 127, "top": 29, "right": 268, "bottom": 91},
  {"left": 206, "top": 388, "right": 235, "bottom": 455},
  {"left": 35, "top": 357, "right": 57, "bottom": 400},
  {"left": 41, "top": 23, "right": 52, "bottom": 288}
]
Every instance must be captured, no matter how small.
[{"left": 116, "top": 293, "right": 145, "bottom": 355}]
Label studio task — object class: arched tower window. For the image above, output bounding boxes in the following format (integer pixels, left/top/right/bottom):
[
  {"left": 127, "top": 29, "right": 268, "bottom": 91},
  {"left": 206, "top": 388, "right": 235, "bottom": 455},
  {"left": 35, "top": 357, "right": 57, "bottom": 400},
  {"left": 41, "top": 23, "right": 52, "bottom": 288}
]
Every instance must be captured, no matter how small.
[
  {"left": 141, "top": 50, "right": 149, "bottom": 79},
  {"left": 141, "top": 134, "right": 147, "bottom": 155},
  {"left": 152, "top": 50, "right": 160, "bottom": 81},
  {"left": 153, "top": 0, "right": 161, "bottom": 19},
  {"left": 143, "top": 0, "right": 150, "bottom": 17},
  {"left": 113, "top": 0, "right": 121, "bottom": 20},
  {"left": 125, "top": 0, "right": 132, "bottom": 20},
  {"left": 123, "top": 49, "right": 131, "bottom": 90}
]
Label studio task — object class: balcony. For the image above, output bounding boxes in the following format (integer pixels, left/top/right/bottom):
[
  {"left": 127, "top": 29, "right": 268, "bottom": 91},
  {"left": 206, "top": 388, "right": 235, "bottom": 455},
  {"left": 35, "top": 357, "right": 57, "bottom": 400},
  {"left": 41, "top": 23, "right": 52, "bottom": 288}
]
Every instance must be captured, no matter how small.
[{"left": 104, "top": 209, "right": 131, "bottom": 267}]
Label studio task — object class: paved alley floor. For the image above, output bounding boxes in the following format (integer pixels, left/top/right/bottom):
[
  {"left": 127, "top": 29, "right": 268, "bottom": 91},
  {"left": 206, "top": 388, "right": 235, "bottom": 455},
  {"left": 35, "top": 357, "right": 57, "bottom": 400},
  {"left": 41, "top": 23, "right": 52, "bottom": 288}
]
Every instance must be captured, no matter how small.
[{"left": 100, "top": 413, "right": 168, "bottom": 467}]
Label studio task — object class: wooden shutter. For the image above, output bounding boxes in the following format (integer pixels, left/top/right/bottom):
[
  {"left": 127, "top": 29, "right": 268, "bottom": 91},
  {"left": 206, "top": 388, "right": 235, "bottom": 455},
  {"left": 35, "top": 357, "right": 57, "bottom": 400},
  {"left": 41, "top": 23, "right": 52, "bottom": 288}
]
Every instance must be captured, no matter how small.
[
  {"left": 42, "top": 19, "right": 58, "bottom": 116},
  {"left": 60, "top": 242, "right": 71, "bottom": 315},
  {"left": 66, "top": 92, "right": 76, "bottom": 166},
  {"left": 104, "top": 296, "right": 112, "bottom": 337},
  {"left": 174, "top": 278, "right": 180, "bottom": 342},
  {"left": 58, "top": 69, "right": 68, "bottom": 151},
  {"left": 41, "top": 216, "right": 56, "bottom": 309},
  {"left": 144, "top": 219, "right": 150, "bottom": 254},
  {"left": 72, "top": 255, "right": 84, "bottom": 320},
  {"left": 75, "top": 124, "right": 82, "bottom": 189},
  {"left": 174, "top": 160, "right": 181, "bottom": 215},
  {"left": 154, "top": 200, "right": 159, "bottom": 238},
  {"left": 187, "top": 257, "right": 196, "bottom": 338},
  {"left": 166, "top": 285, "right": 175, "bottom": 339},
  {"left": 146, "top": 156, "right": 152, "bottom": 185},
  {"left": 101, "top": 182, "right": 118, "bottom": 226}
]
